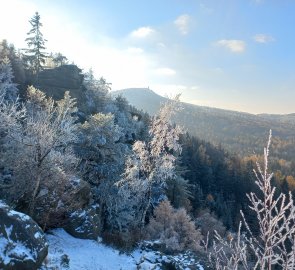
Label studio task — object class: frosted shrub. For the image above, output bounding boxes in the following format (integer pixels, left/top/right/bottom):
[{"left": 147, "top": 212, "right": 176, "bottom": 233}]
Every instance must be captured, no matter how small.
[{"left": 108, "top": 97, "right": 183, "bottom": 232}]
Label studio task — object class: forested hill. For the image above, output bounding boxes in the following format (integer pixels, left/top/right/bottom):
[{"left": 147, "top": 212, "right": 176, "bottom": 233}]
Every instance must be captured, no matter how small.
[{"left": 113, "top": 88, "right": 295, "bottom": 161}]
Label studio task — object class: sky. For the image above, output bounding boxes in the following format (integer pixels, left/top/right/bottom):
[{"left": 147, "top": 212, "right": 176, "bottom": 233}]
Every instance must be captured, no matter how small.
[{"left": 0, "top": 0, "right": 295, "bottom": 114}]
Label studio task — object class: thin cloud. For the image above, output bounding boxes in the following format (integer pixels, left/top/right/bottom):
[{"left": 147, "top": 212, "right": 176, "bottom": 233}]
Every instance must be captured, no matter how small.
[
  {"left": 174, "top": 14, "right": 191, "bottom": 35},
  {"left": 130, "top": 26, "right": 155, "bottom": 38},
  {"left": 155, "top": 68, "right": 176, "bottom": 76},
  {"left": 217, "top": 39, "right": 246, "bottom": 53},
  {"left": 253, "top": 34, "right": 275, "bottom": 43}
]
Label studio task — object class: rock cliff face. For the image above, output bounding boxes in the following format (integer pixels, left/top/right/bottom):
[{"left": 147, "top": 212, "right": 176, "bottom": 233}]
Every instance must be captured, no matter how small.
[{"left": 35, "top": 65, "right": 86, "bottom": 106}]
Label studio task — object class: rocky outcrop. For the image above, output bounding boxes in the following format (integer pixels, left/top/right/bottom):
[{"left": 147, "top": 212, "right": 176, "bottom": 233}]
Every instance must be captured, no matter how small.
[
  {"left": 0, "top": 201, "right": 48, "bottom": 270},
  {"left": 136, "top": 242, "right": 206, "bottom": 270},
  {"left": 64, "top": 204, "right": 101, "bottom": 240},
  {"left": 35, "top": 65, "right": 86, "bottom": 106},
  {"left": 32, "top": 178, "right": 91, "bottom": 229}
]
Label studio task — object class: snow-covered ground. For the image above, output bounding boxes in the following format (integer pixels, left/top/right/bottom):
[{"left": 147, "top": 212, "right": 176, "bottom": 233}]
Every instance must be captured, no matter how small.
[
  {"left": 43, "top": 229, "right": 138, "bottom": 270},
  {"left": 42, "top": 229, "right": 204, "bottom": 270}
]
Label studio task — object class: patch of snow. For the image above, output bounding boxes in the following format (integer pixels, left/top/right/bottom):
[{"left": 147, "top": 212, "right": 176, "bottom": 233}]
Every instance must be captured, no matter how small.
[
  {"left": 197, "top": 264, "right": 205, "bottom": 270},
  {"left": 141, "top": 252, "right": 158, "bottom": 263},
  {"left": 75, "top": 226, "right": 84, "bottom": 233},
  {"left": 0, "top": 238, "right": 35, "bottom": 266},
  {"left": 97, "top": 236, "right": 102, "bottom": 243},
  {"left": 44, "top": 229, "right": 138, "bottom": 270},
  {"left": 161, "top": 255, "right": 169, "bottom": 263},
  {"left": 70, "top": 176, "right": 81, "bottom": 184},
  {"left": 138, "top": 261, "right": 159, "bottom": 270},
  {"left": 1, "top": 224, "right": 37, "bottom": 266},
  {"left": 78, "top": 210, "right": 86, "bottom": 218},
  {"left": 8, "top": 210, "right": 31, "bottom": 221},
  {"left": 0, "top": 200, "right": 7, "bottom": 208},
  {"left": 34, "top": 232, "right": 42, "bottom": 239},
  {"left": 4, "top": 225, "right": 13, "bottom": 238},
  {"left": 42, "top": 229, "right": 205, "bottom": 270},
  {"left": 8, "top": 241, "right": 36, "bottom": 261},
  {"left": 0, "top": 237, "right": 9, "bottom": 263}
]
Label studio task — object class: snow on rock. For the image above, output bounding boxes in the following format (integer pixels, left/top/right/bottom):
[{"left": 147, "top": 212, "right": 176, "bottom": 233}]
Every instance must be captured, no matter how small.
[
  {"left": 0, "top": 201, "right": 48, "bottom": 270},
  {"left": 64, "top": 205, "right": 101, "bottom": 240}
]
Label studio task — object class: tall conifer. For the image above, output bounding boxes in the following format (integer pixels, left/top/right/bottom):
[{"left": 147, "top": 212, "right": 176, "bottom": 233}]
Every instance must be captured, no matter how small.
[{"left": 25, "top": 12, "right": 47, "bottom": 78}]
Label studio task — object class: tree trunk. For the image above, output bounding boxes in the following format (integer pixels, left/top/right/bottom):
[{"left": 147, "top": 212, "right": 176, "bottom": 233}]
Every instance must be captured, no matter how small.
[
  {"left": 29, "top": 144, "right": 42, "bottom": 216},
  {"left": 141, "top": 185, "right": 152, "bottom": 228},
  {"left": 29, "top": 171, "right": 41, "bottom": 216}
]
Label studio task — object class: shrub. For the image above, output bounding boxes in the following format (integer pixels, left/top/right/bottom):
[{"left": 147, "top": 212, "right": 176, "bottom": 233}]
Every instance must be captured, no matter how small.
[
  {"left": 196, "top": 210, "right": 226, "bottom": 245},
  {"left": 146, "top": 200, "right": 202, "bottom": 253}
]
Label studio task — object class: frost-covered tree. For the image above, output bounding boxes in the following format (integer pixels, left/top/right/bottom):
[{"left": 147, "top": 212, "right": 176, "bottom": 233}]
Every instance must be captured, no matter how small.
[
  {"left": 83, "top": 70, "right": 111, "bottom": 113},
  {"left": 4, "top": 86, "right": 79, "bottom": 220},
  {"left": 0, "top": 40, "right": 26, "bottom": 86},
  {"left": 209, "top": 131, "right": 295, "bottom": 269},
  {"left": 52, "top": 52, "right": 68, "bottom": 67},
  {"left": 76, "top": 112, "right": 123, "bottom": 188},
  {"left": 25, "top": 12, "right": 47, "bottom": 77},
  {"left": 108, "top": 96, "right": 183, "bottom": 231},
  {"left": 0, "top": 57, "right": 18, "bottom": 101},
  {"left": 0, "top": 56, "right": 23, "bottom": 178},
  {"left": 0, "top": 91, "right": 25, "bottom": 191}
]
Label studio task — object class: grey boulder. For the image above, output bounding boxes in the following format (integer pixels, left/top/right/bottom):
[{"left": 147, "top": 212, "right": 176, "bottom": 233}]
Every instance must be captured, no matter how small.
[{"left": 0, "top": 201, "right": 48, "bottom": 270}]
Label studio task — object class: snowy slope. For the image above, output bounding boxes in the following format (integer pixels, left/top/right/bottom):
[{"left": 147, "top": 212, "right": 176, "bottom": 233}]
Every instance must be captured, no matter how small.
[
  {"left": 42, "top": 229, "right": 205, "bottom": 270},
  {"left": 43, "top": 229, "right": 138, "bottom": 270}
]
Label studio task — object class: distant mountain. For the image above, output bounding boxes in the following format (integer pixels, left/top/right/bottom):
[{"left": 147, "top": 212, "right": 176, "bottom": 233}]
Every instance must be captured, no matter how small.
[
  {"left": 113, "top": 88, "right": 166, "bottom": 115},
  {"left": 112, "top": 88, "right": 295, "bottom": 160},
  {"left": 258, "top": 113, "right": 295, "bottom": 125}
]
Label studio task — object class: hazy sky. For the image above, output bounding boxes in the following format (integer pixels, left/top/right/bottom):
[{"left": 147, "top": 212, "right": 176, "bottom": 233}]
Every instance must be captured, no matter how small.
[{"left": 1, "top": 0, "right": 295, "bottom": 114}]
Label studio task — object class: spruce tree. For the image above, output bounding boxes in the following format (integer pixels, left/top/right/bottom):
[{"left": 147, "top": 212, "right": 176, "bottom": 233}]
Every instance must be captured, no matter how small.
[{"left": 25, "top": 12, "right": 47, "bottom": 78}]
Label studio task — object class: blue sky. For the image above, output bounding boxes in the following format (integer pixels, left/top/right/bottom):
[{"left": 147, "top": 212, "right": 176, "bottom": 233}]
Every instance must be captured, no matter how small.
[{"left": 1, "top": 0, "right": 295, "bottom": 114}]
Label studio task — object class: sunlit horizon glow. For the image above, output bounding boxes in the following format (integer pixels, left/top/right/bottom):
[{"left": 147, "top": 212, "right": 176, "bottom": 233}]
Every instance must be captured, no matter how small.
[{"left": 1, "top": 0, "right": 295, "bottom": 114}]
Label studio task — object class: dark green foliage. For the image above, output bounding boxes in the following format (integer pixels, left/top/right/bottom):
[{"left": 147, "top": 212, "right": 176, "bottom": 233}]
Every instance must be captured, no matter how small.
[
  {"left": 179, "top": 133, "right": 257, "bottom": 230},
  {"left": 166, "top": 161, "right": 192, "bottom": 209}
]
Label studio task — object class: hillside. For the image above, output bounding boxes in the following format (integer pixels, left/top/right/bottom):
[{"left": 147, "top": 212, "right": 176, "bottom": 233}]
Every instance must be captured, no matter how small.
[{"left": 113, "top": 88, "right": 295, "bottom": 160}]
